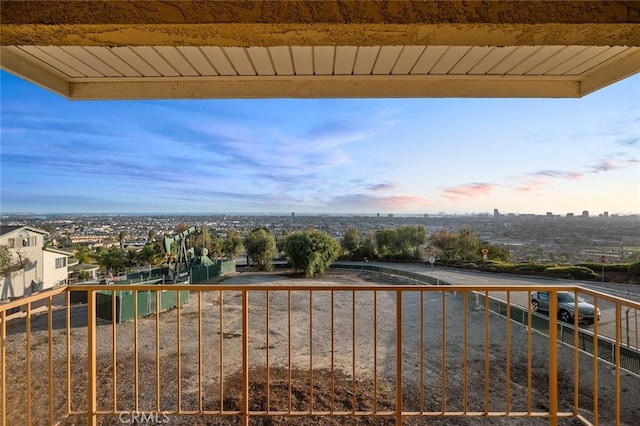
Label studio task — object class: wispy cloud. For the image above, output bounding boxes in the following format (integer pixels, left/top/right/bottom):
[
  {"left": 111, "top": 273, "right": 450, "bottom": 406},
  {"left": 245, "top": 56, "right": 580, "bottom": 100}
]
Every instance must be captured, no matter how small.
[
  {"left": 589, "top": 159, "right": 620, "bottom": 173},
  {"left": 617, "top": 136, "right": 640, "bottom": 147},
  {"left": 441, "top": 183, "right": 497, "bottom": 201},
  {"left": 367, "top": 183, "right": 396, "bottom": 192}
]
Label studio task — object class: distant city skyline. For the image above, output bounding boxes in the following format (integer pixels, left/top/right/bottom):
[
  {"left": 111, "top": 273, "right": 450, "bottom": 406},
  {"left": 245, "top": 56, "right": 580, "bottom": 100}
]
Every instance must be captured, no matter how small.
[{"left": 1, "top": 70, "right": 639, "bottom": 215}]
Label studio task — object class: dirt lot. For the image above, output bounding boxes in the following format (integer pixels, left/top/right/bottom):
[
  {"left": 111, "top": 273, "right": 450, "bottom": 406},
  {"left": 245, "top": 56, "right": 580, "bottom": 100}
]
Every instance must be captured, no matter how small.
[{"left": 3, "top": 269, "right": 639, "bottom": 425}]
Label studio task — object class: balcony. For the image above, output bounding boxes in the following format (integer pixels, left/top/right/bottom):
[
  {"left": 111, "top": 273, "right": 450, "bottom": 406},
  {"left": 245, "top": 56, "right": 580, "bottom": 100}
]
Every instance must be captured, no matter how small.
[{"left": 1, "top": 266, "right": 639, "bottom": 425}]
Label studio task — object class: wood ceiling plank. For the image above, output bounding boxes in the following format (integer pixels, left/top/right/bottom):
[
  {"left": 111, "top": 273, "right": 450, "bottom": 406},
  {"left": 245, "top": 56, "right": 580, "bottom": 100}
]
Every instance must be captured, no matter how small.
[
  {"left": 372, "top": 46, "right": 403, "bottom": 75},
  {"left": 526, "top": 46, "right": 589, "bottom": 75},
  {"left": 563, "top": 46, "right": 629, "bottom": 75},
  {"left": 508, "top": 46, "right": 565, "bottom": 75},
  {"left": 486, "top": 46, "right": 541, "bottom": 75},
  {"left": 291, "top": 46, "right": 313, "bottom": 75},
  {"left": 334, "top": 46, "right": 358, "bottom": 75},
  {"left": 314, "top": 46, "right": 335, "bottom": 76},
  {"left": 200, "top": 47, "right": 236, "bottom": 76},
  {"left": 449, "top": 46, "right": 494, "bottom": 75},
  {"left": 154, "top": 46, "right": 198, "bottom": 76},
  {"left": 18, "top": 46, "right": 85, "bottom": 78},
  {"left": 353, "top": 46, "right": 380, "bottom": 75},
  {"left": 410, "top": 46, "right": 448, "bottom": 74},
  {"left": 176, "top": 46, "right": 217, "bottom": 76},
  {"left": 430, "top": 46, "right": 472, "bottom": 74},
  {"left": 223, "top": 47, "right": 256, "bottom": 76},
  {"left": 268, "top": 46, "right": 294, "bottom": 76},
  {"left": 59, "top": 46, "right": 121, "bottom": 77},
  {"left": 110, "top": 47, "right": 161, "bottom": 77},
  {"left": 246, "top": 47, "right": 275, "bottom": 76},
  {"left": 467, "top": 47, "right": 516, "bottom": 74},
  {"left": 38, "top": 46, "right": 103, "bottom": 77},
  {"left": 84, "top": 47, "right": 142, "bottom": 77},
  {"left": 391, "top": 46, "right": 426, "bottom": 74},
  {"left": 135, "top": 46, "right": 180, "bottom": 76}
]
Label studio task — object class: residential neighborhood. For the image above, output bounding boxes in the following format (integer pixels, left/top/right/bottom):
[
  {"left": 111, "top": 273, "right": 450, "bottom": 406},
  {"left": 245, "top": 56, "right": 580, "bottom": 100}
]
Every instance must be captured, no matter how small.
[{"left": 0, "top": 225, "right": 71, "bottom": 301}]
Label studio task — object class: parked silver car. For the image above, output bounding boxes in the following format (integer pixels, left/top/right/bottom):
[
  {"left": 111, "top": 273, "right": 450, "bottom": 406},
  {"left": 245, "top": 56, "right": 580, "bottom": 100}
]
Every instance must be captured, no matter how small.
[{"left": 531, "top": 291, "right": 600, "bottom": 324}]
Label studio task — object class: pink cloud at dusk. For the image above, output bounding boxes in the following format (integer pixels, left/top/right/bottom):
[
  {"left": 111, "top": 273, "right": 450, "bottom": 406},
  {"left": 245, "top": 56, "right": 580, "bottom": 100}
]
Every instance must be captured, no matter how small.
[
  {"left": 331, "top": 193, "right": 429, "bottom": 209},
  {"left": 516, "top": 179, "right": 554, "bottom": 192},
  {"left": 441, "top": 183, "right": 497, "bottom": 201}
]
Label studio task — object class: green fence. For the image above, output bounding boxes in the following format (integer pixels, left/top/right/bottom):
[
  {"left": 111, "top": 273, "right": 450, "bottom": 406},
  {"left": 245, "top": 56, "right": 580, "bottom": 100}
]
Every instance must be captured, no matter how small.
[
  {"left": 190, "top": 261, "right": 236, "bottom": 284},
  {"left": 95, "top": 289, "right": 190, "bottom": 323}
]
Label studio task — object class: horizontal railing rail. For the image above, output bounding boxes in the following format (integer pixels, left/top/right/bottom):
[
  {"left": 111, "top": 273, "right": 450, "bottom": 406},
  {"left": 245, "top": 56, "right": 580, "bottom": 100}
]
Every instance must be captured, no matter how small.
[{"left": 1, "top": 279, "right": 638, "bottom": 426}]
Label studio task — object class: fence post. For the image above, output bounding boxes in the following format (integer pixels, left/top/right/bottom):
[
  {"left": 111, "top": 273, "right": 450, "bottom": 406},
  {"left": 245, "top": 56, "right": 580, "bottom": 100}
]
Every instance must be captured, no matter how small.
[
  {"left": 87, "top": 290, "right": 97, "bottom": 426},
  {"left": 396, "top": 290, "right": 403, "bottom": 424},
  {"left": 242, "top": 290, "right": 249, "bottom": 426},
  {"left": 548, "top": 290, "right": 558, "bottom": 426}
]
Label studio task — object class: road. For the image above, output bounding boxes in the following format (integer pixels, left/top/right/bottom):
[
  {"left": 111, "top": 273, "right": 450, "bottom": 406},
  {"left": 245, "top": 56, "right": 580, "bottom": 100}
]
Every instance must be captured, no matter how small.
[{"left": 334, "top": 261, "right": 640, "bottom": 345}]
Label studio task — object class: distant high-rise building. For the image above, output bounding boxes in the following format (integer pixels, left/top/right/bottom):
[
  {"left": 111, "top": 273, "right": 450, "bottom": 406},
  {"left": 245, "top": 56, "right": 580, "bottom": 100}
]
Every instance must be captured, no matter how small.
[
  {"left": 567, "top": 213, "right": 574, "bottom": 218},
  {"left": 291, "top": 212, "right": 295, "bottom": 218},
  {"left": 604, "top": 211, "right": 609, "bottom": 218},
  {"left": 388, "top": 213, "right": 394, "bottom": 218},
  {"left": 493, "top": 208, "right": 500, "bottom": 218},
  {"left": 582, "top": 210, "right": 589, "bottom": 218},
  {"left": 546, "top": 212, "right": 553, "bottom": 217},
  {"left": 377, "top": 213, "right": 380, "bottom": 218}
]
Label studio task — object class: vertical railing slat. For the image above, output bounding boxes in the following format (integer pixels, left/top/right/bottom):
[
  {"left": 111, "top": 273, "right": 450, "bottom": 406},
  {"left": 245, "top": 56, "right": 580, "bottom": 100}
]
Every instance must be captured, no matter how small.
[
  {"left": 87, "top": 290, "right": 97, "bottom": 426},
  {"left": 548, "top": 290, "right": 558, "bottom": 426},
  {"left": 242, "top": 290, "right": 249, "bottom": 426},
  {"left": 395, "top": 290, "right": 403, "bottom": 424}
]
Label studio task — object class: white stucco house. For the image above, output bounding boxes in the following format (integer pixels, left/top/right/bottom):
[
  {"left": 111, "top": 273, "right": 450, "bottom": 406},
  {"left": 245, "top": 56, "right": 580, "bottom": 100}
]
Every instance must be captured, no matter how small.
[{"left": 0, "top": 225, "right": 71, "bottom": 301}]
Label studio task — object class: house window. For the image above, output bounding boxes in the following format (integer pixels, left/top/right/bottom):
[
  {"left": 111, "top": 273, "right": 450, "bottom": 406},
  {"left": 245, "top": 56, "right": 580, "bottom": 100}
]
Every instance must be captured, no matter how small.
[
  {"left": 7, "top": 238, "right": 15, "bottom": 248},
  {"left": 21, "top": 236, "right": 37, "bottom": 246},
  {"left": 55, "top": 257, "right": 67, "bottom": 269}
]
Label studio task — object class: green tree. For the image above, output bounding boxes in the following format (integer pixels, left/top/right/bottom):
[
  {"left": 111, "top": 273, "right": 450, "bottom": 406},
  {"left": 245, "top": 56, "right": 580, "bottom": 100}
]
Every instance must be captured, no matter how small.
[
  {"left": 222, "top": 229, "right": 244, "bottom": 260},
  {"left": 98, "top": 246, "right": 125, "bottom": 276},
  {"left": 482, "top": 242, "right": 510, "bottom": 262},
  {"left": 354, "top": 231, "right": 377, "bottom": 260},
  {"left": 283, "top": 230, "right": 340, "bottom": 277},
  {"left": 209, "top": 238, "right": 224, "bottom": 260},
  {"left": 375, "top": 228, "right": 395, "bottom": 259},
  {"left": 341, "top": 227, "right": 360, "bottom": 257},
  {"left": 139, "top": 243, "right": 162, "bottom": 267},
  {"left": 73, "top": 246, "right": 95, "bottom": 264},
  {"left": 125, "top": 249, "right": 138, "bottom": 269},
  {"left": 244, "top": 228, "right": 277, "bottom": 271},
  {"left": 402, "top": 225, "right": 427, "bottom": 259}
]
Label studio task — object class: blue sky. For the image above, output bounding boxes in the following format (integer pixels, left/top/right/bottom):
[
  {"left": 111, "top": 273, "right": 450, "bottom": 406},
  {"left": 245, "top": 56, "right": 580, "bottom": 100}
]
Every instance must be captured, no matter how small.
[{"left": 1, "top": 70, "right": 638, "bottom": 215}]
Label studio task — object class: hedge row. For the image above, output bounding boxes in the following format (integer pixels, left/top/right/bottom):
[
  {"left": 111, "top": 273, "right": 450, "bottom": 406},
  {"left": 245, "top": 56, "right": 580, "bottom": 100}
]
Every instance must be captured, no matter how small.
[{"left": 433, "top": 259, "right": 640, "bottom": 280}]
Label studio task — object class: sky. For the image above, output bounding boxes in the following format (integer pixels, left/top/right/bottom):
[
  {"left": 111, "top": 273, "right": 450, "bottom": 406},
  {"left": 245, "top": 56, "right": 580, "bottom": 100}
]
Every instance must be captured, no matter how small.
[{"left": 1, "top": 70, "right": 639, "bottom": 216}]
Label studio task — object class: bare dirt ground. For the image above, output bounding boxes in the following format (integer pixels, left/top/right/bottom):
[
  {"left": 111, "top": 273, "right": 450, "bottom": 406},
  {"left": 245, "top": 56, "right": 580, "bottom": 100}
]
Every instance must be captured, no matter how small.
[{"left": 3, "top": 269, "right": 639, "bottom": 425}]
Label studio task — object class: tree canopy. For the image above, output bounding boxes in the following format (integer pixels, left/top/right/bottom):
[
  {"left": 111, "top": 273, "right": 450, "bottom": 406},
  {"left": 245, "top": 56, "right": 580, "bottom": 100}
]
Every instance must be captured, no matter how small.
[
  {"left": 244, "top": 228, "right": 277, "bottom": 271},
  {"left": 283, "top": 230, "right": 340, "bottom": 277},
  {"left": 223, "top": 229, "right": 244, "bottom": 260}
]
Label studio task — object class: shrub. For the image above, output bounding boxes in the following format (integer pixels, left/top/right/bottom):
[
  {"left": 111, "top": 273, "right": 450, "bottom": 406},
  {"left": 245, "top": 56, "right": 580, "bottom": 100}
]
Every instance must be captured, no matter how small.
[
  {"left": 543, "top": 266, "right": 599, "bottom": 280},
  {"left": 628, "top": 262, "right": 640, "bottom": 277}
]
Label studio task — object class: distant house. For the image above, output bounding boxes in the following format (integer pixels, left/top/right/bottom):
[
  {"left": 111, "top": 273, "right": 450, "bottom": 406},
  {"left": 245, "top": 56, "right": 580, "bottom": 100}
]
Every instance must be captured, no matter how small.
[{"left": 0, "top": 225, "right": 71, "bottom": 301}]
